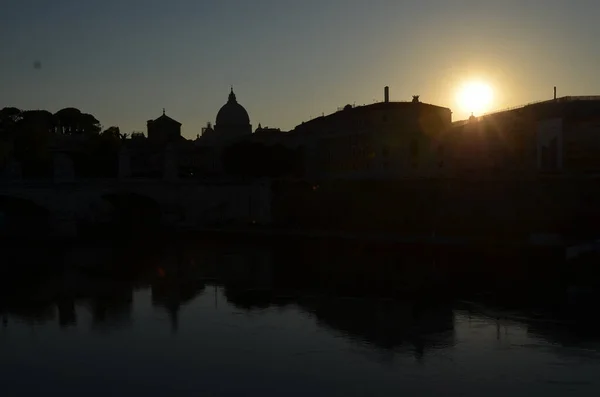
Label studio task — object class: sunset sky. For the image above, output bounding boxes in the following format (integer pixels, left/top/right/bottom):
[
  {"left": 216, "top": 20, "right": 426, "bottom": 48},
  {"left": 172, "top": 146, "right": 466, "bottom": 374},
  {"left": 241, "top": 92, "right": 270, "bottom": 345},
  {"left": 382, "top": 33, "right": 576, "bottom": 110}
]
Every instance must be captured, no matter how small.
[{"left": 2, "top": 0, "right": 599, "bottom": 138}]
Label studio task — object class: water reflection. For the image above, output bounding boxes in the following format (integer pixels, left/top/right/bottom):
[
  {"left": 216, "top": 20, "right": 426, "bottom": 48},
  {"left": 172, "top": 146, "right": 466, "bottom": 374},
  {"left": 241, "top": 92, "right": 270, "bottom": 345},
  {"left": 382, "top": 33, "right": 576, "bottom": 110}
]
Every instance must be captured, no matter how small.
[
  {"left": 57, "top": 298, "right": 76, "bottom": 327},
  {"left": 151, "top": 275, "right": 206, "bottom": 333},
  {"left": 86, "top": 286, "right": 133, "bottom": 332},
  {"left": 302, "top": 298, "right": 454, "bottom": 358},
  {"left": 1, "top": 239, "right": 600, "bottom": 396}
]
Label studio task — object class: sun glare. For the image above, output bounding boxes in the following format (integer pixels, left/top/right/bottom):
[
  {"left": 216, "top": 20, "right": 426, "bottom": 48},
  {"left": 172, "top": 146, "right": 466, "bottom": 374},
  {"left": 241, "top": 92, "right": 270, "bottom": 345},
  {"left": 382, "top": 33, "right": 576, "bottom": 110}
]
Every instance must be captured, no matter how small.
[{"left": 457, "top": 81, "right": 494, "bottom": 116}]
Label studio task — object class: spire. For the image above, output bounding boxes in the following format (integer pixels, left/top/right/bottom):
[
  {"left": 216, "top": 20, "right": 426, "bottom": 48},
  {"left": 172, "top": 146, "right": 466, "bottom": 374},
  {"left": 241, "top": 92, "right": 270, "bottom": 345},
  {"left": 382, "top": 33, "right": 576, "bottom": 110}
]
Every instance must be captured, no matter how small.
[{"left": 162, "top": 108, "right": 166, "bottom": 116}]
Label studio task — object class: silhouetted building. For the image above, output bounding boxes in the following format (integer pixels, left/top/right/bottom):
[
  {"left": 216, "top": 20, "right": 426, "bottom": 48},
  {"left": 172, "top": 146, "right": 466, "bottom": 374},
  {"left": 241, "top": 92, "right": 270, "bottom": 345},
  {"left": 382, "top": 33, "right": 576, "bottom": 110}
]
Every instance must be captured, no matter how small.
[
  {"left": 147, "top": 110, "right": 183, "bottom": 145},
  {"left": 199, "top": 122, "right": 217, "bottom": 140},
  {"left": 245, "top": 124, "right": 289, "bottom": 145},
  {"left": 182, "top": 88, "right": 259, "bottom": 176},
  {"left": 288, "top": 87, "right": 452, "bottom": 179},
  {"left": 214, "top": 88, "right": 252, "bottom": 140},
  {"left": 130, "top": 131, "right": 146, "bottom": 141},
  {"left": 444, "top": 96, "right": 600, "bottom": 177},
  {"left": 127, "top": 109, "right": 191, "bottom": 178},
  {"left": 126, "top": 88, "right": 294, "bottom": 178},
  {"left": 254, "top": 124, "right": 281, "bottom": 135}
]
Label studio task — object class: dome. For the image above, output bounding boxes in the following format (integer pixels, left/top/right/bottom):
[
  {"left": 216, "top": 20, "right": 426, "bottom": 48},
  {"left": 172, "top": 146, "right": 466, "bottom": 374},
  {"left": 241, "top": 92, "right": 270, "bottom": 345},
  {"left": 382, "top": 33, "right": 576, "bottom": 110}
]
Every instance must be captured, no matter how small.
[{"left": 216, "top": 88, "right": 250, "bottom": 126}]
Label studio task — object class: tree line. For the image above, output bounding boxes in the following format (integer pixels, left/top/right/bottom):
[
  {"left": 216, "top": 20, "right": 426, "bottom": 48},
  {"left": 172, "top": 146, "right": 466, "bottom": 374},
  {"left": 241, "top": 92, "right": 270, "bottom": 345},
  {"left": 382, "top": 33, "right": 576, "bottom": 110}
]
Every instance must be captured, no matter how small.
[{"left": 0, "top": 107, "right": 124, "bottom": 178}]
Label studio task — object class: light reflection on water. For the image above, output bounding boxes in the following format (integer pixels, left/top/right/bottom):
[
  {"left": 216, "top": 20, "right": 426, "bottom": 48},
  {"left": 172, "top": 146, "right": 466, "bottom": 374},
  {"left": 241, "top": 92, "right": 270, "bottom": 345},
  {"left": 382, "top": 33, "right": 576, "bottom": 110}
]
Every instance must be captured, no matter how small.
[{"left": 1, "top": 241, "right": 600, "bottom": 396}]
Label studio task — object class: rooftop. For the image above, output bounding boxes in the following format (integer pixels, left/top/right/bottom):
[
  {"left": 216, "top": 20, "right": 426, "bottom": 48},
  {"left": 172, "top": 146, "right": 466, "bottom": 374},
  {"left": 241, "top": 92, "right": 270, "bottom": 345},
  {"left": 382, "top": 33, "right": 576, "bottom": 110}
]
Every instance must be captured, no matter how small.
[
  {"left": 294, "top": 99, "right": 451, "bottom": 132},
  {"left": 453, "top": 95, "right": 600, "bottom": 126},
  {"left": 148, "top": 110, "right": 182, "bottom": 126}
]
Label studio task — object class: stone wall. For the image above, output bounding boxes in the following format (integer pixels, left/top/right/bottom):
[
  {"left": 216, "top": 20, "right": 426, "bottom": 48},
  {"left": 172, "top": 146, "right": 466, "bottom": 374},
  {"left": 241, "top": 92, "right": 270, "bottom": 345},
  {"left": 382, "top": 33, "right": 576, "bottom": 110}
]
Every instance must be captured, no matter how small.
[{"left": 271, "top": 178, "right": 600, "bottom": 242}]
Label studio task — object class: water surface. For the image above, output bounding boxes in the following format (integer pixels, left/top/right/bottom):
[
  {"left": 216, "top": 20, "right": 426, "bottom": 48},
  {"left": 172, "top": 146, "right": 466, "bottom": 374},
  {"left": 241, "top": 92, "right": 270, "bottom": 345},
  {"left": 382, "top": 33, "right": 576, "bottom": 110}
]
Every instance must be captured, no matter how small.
[{"left": 1, "top": 240, "right": 600, "bottom": 396}]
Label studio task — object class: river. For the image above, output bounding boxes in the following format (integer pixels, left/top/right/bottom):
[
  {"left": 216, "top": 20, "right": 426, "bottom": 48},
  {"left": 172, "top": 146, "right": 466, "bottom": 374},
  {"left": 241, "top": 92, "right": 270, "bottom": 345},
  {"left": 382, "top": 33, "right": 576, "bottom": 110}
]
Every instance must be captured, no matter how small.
[{"left": 1, "top": 238, "right": 599, "bottom": 396}]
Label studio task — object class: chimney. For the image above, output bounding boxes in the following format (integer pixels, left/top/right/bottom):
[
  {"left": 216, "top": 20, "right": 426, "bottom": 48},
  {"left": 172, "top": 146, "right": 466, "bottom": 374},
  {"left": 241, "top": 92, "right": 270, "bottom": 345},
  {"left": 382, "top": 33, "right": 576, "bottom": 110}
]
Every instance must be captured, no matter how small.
[
  {"left": 384, "top": 86, "right": 389, "bottom": 103},
  {"left": 554, "top": 86, "right": 557, "bottom": 100}
]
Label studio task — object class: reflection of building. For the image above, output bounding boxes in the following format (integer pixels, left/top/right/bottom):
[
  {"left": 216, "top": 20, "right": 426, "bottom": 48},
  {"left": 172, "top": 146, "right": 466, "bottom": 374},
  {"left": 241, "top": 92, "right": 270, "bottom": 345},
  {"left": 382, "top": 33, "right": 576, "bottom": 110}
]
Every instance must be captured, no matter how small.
[
  {"left": 151, "top": 276, "right": 206, "bottom": 333},
  {"left": 300, "top": 299, "right": 455, "bottom": 357},
  {"left": 217, "top": 248, "right": 274, "bottom": 288},
  {"left": 57, "top": 298, "right": 76, "bottom": 328},
  {"left": 87, "top": 289, "right": 134, "bottom": 331}
]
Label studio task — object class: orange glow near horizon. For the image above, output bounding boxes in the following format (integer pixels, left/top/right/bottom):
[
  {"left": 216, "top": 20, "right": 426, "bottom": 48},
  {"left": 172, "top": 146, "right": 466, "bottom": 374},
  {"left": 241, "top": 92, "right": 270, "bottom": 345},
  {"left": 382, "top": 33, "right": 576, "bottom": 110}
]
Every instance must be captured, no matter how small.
[{"left": 456, "top": 81, "right": 494, "bottom": 116}]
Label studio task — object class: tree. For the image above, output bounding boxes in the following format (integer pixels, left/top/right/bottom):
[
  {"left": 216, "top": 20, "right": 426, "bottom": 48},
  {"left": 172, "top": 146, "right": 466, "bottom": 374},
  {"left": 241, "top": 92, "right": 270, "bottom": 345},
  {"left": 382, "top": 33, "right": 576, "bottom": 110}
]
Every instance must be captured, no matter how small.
[
  {"left": 0, "top": 107, "right": 22, "bottom": 120},
  {"left": 80, "top": 113, "right": 102, "bottom": 135},
  {"left": 102, "top": 126, "right": 121, "bottom": 140},
  {"left": 55, "top": 107, "right": 81, "bottom": 135},
  {"left": 1, "top": 106, "right": 108, "bottom": 178},
  {"left": 0, "top": 107, "right": 23, "bottom": 136},
  {"left": 13, "top": 110, "right": 56, "bottom": 177},
  {"left": 0, "top": 108, "right": 22, "bottom": 166},
  {"left": 55, "top": 108, "right": 101, "bottom": 135}
]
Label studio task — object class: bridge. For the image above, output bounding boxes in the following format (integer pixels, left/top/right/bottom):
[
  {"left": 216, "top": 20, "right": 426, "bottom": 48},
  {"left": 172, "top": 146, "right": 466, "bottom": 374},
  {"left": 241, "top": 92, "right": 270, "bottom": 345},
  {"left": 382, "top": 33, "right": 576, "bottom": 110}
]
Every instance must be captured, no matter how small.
[{"left": 0, "top": 178, "right": 272, "bottom": 238}]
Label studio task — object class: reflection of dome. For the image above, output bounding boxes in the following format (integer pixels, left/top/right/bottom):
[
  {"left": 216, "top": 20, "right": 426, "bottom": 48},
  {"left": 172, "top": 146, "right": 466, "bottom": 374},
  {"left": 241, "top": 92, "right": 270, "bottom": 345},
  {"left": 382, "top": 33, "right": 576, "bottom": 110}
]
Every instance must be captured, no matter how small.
[{"left": 216, "top": 88, "right": 250, "bottom": 126}]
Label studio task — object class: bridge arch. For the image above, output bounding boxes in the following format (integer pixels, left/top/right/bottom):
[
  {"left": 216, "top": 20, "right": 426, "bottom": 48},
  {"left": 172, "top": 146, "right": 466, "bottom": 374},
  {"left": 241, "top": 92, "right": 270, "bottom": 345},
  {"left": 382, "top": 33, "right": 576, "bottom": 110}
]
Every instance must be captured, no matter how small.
[
  {"left": 0, "top": 195, "right": 51, "bottom": 238},
  {"left": 87, "top": 191, "right": 163, "bottom": 236}
]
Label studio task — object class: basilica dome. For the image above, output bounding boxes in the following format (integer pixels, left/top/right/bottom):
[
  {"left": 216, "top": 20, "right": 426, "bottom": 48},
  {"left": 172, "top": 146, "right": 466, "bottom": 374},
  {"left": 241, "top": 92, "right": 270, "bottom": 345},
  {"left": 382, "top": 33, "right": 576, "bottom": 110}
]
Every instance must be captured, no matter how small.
[{"left": 216, "top": 88, "right": 250, "bottom": 126}]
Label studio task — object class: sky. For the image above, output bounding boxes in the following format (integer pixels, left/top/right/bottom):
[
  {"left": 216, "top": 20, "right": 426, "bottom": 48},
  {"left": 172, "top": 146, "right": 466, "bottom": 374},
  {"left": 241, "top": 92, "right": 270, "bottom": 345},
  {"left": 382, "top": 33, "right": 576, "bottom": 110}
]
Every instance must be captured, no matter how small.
[{"left": 2, "top": 0, "right": 600, "bottom": 138}]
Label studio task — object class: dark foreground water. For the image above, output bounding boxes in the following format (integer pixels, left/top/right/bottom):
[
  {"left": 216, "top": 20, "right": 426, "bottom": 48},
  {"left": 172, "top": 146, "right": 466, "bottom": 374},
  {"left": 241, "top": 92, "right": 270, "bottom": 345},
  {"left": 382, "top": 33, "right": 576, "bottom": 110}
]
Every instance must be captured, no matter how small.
[{"left": 1, "top": 238, "right": 600, "bottom": 396}]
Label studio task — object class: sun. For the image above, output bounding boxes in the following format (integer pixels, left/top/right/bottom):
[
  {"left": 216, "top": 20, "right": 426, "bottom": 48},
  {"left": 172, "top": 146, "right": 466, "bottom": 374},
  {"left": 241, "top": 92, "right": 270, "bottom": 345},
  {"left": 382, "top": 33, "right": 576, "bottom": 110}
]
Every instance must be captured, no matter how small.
[{"left": 456, "top": 81, "right": 494, "bottom": 116}]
